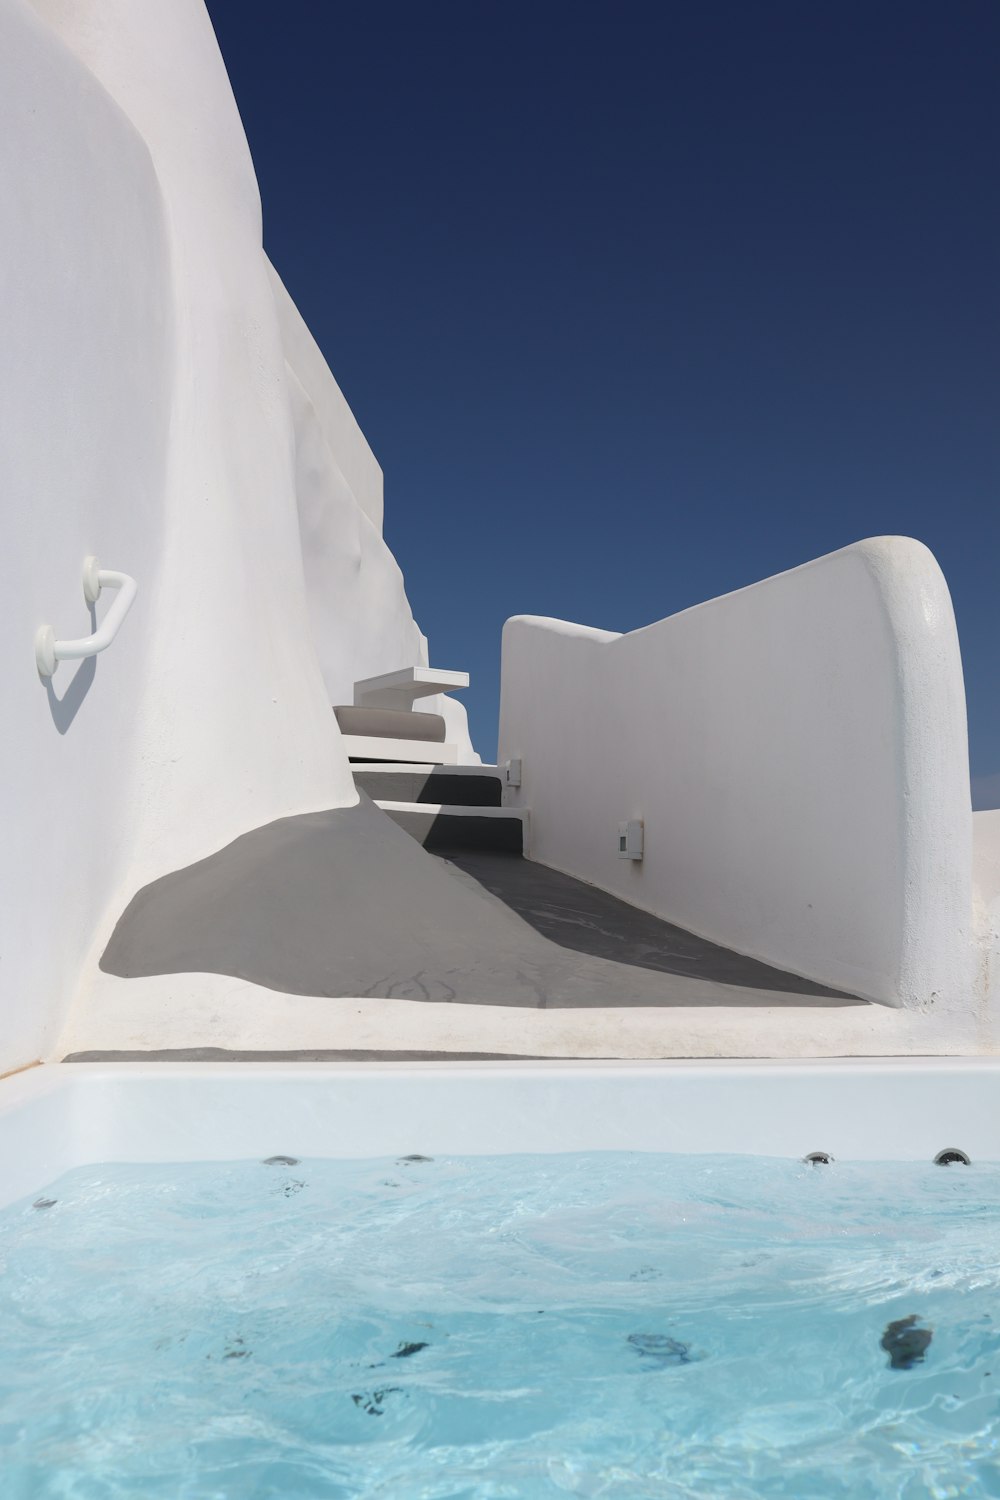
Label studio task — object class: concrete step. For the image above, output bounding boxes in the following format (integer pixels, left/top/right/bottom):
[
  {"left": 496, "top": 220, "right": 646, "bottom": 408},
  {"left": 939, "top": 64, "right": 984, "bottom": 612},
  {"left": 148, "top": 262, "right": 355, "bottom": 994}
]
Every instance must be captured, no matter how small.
[
  {"left": 342, "top": 734, "right": 459, "bottom": 765},
  {"left": 355, "top": 765, "right": 503, "bottom": 808},
  {"left": 376, "top": 799, "right": 526, "bottom": 854}
]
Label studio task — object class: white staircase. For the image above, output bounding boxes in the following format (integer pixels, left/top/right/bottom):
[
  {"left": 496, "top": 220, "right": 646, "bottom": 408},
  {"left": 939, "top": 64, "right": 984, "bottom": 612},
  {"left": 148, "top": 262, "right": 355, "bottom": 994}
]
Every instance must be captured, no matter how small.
[{"left": 353, "top": 764, "right": 528, "bottom": 854}]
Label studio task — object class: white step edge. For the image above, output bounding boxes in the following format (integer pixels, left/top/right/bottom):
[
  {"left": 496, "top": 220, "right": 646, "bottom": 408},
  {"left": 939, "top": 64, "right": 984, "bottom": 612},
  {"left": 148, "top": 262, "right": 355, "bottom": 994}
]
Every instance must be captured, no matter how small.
[
  {"left": 354, "top": 762, "right": 500, "bottom": 776},
  {"left": 375, "top": 800, "right": 527, "bottom": 820},
  {"left": 353, "top": 665, "right": 469, "bottom": 706},
  {"left": 341, "top": 734, "right": 460, "bottom": 765}
]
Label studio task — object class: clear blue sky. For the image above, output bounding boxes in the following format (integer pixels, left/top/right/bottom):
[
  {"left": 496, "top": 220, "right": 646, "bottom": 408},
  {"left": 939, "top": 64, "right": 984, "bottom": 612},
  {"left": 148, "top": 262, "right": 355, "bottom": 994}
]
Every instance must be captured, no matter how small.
[{"left": 206, "top": 1, "right": 999, "bottom": 805}]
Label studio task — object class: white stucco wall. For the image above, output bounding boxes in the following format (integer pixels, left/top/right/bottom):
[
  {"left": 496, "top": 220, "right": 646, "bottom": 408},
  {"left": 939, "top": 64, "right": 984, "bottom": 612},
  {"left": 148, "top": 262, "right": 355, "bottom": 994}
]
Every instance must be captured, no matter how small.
[
  {"left": 269, "top": 263, "right": 478, "bottom": 761},
  {"left": 267, "top": 263, "right": 384, "bottom": 534},
  {"left": 271, "top": 268, "right": 424, "bottom": 706},
  {"left": 973, "top": 809, "right": 1000, "bottom": 1015},
  {"left": 0, "top": 0, "right": 482, "bottom": 1073},
  {"left": 1, "top": 0, "right": 366, "bottom": 1074},
  {"left": 498, "top": 537, "right": 973, "bottom": 1008},
  {"left": 0, "top": 0, "right": 175, "bottom": 1074}
]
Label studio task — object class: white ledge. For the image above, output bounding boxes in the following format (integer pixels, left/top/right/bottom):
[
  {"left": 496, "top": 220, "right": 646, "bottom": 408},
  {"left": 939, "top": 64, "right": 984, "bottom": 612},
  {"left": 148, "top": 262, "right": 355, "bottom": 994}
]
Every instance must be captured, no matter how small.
[
  {"left": 341, "top": 735, "right": 460, "bottom": 765},
  {"left": 353, "top": 665, "right": 469, "bottom": 710}
]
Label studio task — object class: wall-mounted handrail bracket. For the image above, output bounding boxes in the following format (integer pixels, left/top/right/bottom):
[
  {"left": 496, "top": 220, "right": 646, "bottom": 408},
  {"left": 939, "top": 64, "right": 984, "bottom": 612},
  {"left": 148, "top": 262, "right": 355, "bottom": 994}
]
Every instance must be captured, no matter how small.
[
  {"left": 82, "top": 555, "right": 103, "bottom": 606},
  {"left": 35, "top": 556, "right": 138, "bottom": 678}
]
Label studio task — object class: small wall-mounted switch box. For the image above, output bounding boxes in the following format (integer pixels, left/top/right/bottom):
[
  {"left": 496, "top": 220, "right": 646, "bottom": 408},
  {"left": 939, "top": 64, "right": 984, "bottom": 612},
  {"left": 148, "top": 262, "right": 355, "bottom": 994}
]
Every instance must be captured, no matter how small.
[
  {"left": 618, "top": 820, "right": 643, "bottom": 860},
  {"left": 505, "top": 757, "right": 522, "bottom": 788}
]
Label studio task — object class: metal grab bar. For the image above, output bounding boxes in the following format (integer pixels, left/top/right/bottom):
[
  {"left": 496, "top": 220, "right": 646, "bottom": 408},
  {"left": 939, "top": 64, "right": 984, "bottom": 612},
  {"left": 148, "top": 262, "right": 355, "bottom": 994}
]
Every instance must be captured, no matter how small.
[{"left": 35, "top": 556, "right": 138, "bottom": 677}]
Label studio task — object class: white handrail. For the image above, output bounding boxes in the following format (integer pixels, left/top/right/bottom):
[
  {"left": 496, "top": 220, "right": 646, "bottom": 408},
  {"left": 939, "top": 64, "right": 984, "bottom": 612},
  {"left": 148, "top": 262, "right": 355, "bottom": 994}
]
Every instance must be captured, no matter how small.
[{"left": 35, "top": 556, "right": 138, "bottom": 677}]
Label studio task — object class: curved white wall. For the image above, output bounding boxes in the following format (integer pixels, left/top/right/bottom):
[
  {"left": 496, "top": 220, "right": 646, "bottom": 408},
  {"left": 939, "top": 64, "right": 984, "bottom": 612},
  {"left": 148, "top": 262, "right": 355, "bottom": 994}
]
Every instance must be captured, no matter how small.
[
  {"left": 499, "top": 538, "right": 973, "bottom": 1008},
  {"left": 270, "top": 262, "right": 478, "bottom": 762},
  {"left": 1, "top": 0, "right": 174, "bottom": 1072},
  {"left": 1, "top": 0, "right": 464, "bottom": 1073},
  {"left": 973, "top": 810, "right": 1000, "bottom": 1014},
  {"left": 0, "top": 0, "right": 480, "bottom": 1073},
  {"left": 267, "top": 263, "right": 384, "bottom": 534},
  {"left": 271, "top": 267, "right": 425, "bottom": 705},
  {"left": 28, "top": 0, "right": 360, "bottom": 896}
]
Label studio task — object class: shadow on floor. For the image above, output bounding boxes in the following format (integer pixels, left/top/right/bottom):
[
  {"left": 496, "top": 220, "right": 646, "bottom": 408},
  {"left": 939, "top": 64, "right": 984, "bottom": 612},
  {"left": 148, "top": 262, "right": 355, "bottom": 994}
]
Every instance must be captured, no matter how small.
[
  {"left": 99, "top": 798, "right": 864, "bottom": 1010},
  {"left": 64, "top": 1047, "right": 557, "bottom": 1062},
  {"left": 437, "top": 851, "right": 859, "bottom": 1000}
]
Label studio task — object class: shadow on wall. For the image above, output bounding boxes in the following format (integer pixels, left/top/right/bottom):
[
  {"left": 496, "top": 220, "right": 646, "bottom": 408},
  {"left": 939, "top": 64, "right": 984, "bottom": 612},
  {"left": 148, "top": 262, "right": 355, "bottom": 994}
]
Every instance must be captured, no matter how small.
[{"left": 43, "top": 604, "right": 97, "bottom": 734}]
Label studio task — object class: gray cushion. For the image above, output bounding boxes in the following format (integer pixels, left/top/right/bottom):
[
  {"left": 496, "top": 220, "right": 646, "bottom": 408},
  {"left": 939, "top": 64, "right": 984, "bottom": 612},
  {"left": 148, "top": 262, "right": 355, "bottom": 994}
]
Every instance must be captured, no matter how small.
[{"left": 333, "top": 705, "right": 447, "bottom": 743}]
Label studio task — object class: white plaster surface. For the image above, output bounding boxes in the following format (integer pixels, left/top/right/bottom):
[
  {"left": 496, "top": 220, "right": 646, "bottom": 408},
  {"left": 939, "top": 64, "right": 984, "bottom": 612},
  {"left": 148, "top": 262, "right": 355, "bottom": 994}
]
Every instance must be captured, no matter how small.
[
  {"left": 272, "top": 269, "right": 421, "bottom": 701},
  {"left": 61, "top": 967, "right": 1000, "bottom": 1063},
  {"left": 354, "top": 666, "right": 469, "bottom": 709},
  {"left": 270, "top": 260, "right": 477, "bottom": 762},
  {"left": 973, "top": 810, "right": 1000, "bottom": 912},
  {"left": 27, "top": 0, "right": 362, "bottom": 888},
  {"left": 499, "top": 538, "right": 973, "bottom": 1009},
  {"left": 973, "top": 809, "right": 1000, "bottom": 1014},
  {"left": 2, "top": 0, "right": 174, "bottom": 1075},
  {"left": 3, "top": 1059, "right": 1000, "bottom": 1212},
  {"left": 267, "top": 261, "right": 384, "bottom": 533},
  {"left": 338, "top": 736, "right": 461, "bottom": 765},
  {"left": 0, "top": 0, "right": 473, "bottom": 1075}
]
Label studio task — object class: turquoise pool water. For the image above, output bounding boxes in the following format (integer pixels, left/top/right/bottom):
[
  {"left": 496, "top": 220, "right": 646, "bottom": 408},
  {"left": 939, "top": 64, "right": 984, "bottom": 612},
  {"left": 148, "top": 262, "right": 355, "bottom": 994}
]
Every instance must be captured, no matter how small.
[{"left": 0, "top": 1151, "right": 997, "bottom": 1497}]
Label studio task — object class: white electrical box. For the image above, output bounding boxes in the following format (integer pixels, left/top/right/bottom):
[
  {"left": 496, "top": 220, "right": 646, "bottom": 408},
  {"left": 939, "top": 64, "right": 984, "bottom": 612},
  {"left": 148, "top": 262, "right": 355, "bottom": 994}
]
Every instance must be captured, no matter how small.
[
  {"left": 618, "top": 820, "right": 643, "bottom": 860},
  {"left": 505, "top": 757, "right": 522, "bottom": 788}
]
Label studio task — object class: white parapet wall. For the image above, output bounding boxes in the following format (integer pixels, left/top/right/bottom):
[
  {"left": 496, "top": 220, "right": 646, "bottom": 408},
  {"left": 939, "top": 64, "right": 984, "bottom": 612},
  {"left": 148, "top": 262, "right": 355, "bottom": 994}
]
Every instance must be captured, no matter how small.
[{"left": 498, "top": 537, "right": 973, "bottom": 1008}]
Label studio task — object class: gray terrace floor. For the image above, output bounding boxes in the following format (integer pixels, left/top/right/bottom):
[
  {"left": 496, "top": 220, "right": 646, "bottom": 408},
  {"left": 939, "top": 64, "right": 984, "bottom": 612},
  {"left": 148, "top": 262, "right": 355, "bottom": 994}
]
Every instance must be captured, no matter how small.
[{"left": 98, "top": 795, "right": 863, "bottom": 1013}]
